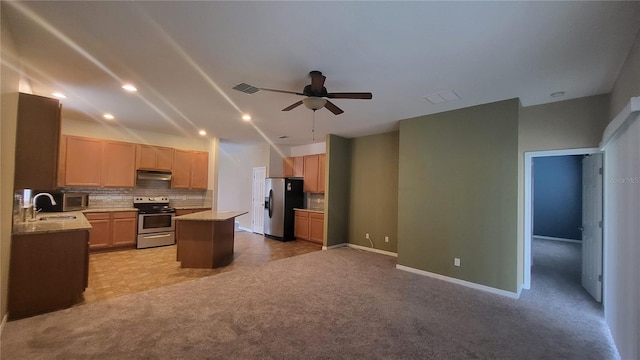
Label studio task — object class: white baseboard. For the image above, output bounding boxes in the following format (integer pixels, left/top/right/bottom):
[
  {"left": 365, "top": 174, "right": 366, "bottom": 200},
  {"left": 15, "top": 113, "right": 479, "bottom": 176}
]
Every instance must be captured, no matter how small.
[
  {"left": 237, "top": 226, "right": 252, "bottom": 232},
  {"left": 322, "top": 243, "right": 398, "bottom": 258},
  {"left": 396, "top": 264, "right": 521, "bottom": 299},
  {"left": 347, "top": 243, "right": 398, "bottom": 257},
  {"left": 533, "top": 235, "right": 581, "bottom": 244},
  {"left": 323, "top": 243, "right": 347, "bottom": 250}
]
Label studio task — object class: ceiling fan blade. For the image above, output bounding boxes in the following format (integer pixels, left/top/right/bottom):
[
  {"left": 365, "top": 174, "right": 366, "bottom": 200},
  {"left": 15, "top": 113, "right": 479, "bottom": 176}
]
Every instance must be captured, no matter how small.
[
  {"left": 282, "top": 100, "right": 303, "bottom": 111},
  {"left": 260, "top": 88, "right": 305, "bottom": 96},
  {"left": 324, "top": 100, "right": 344, "bottom": 115},
  {"left": 326, "top": 92, "right": 373, "bottom": 99},
  {"left": 310, "top": 71, "right": 326, "bottom": 93}
]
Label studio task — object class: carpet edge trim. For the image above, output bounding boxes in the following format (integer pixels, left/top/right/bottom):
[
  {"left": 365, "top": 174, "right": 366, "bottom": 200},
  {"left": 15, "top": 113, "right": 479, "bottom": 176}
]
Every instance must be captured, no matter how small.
[
  {"left": 0, "top": 313, "right": 6, "bottom": 337},
  {"left": 395, "top": 264, "right": 521, "bottom": 299}
]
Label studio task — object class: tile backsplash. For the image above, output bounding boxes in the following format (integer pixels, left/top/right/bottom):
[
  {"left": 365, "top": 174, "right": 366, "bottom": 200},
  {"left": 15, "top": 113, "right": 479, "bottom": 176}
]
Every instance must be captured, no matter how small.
[
  {"left": 306, "top": 193, "right": 325, "bottom": 211},
  {"left": 62, "top": 187, "right": 212, "bottom": 209}
]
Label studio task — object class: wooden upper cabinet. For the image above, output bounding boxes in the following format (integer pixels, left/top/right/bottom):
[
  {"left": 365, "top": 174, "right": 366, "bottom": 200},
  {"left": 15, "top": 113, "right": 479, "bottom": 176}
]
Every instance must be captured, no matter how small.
[
  {"left": 14, "top": 93, "right": 61, "bottom": 190},
  {"left": 303, "top": 155, "right": 319, "bottom": 193},
  {"left": 103, "top": 141, "right": 136, "bottom": 187},
  {"left": 64, "top": 136, "right": 103, "bottom": 187},
  {"left": 283, "top": 157, "right": 294, "bottom": 177},
  {"left": 136, "top": 144, "right": 173, "bottom": 171},
  {"left": 293, "top": 157, "right": 304, "bottom": 177},
  {"left": 172, "top": 149, "right": 192, "bottom": 189},
  {"left": 318, "top": 154, "right": 326, "bottom": 194},
  {"left": 172, "top": 149, "right": 208, "bottom": 189},
  {"left": 62, "top": 136, "right": 135, "bottom": 188},
  {"left": 190, "top": 151, "right": 209, "bottom": 189}
]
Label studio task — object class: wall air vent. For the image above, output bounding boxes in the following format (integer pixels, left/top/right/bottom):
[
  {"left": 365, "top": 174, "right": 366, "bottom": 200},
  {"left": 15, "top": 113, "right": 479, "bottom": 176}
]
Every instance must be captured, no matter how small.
[{"left": 233, "top": 83, "right": 260, "bottom": 94}]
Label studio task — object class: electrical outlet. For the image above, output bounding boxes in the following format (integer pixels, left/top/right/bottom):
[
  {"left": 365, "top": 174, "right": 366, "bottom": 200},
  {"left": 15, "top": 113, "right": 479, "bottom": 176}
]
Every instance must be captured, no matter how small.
[
  {"left": 365, "top": 233, "right": 370, "bottom": 239},
  {"left": 454, "top": 258, "right": 461, "bottom": 267},
  {"left": 385, "top": 236, "right": 389, "bottom": 243}
]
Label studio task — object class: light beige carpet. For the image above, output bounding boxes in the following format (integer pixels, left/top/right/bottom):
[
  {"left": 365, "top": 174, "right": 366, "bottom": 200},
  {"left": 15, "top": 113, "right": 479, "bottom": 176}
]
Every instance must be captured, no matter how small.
[{"left": 1, "top": 246, "right": 617, "bottom": 359}]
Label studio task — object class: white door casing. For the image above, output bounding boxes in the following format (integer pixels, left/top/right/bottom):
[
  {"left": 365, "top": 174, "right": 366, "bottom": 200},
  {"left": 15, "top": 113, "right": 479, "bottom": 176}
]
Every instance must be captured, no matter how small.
[
  {"left": 581, "top": 153, "right": 603, "bottom": 302},
  {"left": 252, "top": 167, "right": 266, "bottom": 234}
]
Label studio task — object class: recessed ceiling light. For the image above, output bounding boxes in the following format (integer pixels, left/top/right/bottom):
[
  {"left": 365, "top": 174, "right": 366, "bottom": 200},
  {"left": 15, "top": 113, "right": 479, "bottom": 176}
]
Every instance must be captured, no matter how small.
[
  {"left": 198, "top": 130, "right": 207, "bottom": 136},
  {"left": 52, "top": 92, "right": 67, "bottom": 99},
  {"left": 103, "top": 113, "right": 115, "bottom": 120},
  {"left": 122, "top": 84, "right": 137, "bottom": 92},
  {"left": 550, "top": 91, "right": 565, "bottom": 98},
  {"left": 241, "top": 114, "right": 252, "bottom": 121}
]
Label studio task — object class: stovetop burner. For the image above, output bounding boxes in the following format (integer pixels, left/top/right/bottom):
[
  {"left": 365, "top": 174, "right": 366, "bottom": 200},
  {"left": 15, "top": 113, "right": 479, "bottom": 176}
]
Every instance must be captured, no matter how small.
[{"left": 133, "top": 196, "right": 175, "bottom": 214}]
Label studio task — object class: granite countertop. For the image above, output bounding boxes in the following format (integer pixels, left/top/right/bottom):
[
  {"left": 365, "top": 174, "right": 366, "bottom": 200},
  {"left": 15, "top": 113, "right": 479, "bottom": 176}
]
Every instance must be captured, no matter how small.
[
  {"left": 83, "top": 208, "right": 138, "bottom": 213},
  {"left": 174, "top": 206, "right": 212, "bottom": 210},
  {"left": 12, "top": 211, "right": 92, "bottom": 235},
  {"left": 293, "top": 208, "right": 325, "bottom": 214},
  {"left": 174, "top": 210, "right": 248, "bottom": 221}
]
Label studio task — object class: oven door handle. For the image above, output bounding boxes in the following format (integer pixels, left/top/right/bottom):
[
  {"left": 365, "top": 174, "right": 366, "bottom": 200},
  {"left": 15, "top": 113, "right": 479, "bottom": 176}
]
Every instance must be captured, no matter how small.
[{"left": 143, "top": 233, "right": 173, "bottom": 239}]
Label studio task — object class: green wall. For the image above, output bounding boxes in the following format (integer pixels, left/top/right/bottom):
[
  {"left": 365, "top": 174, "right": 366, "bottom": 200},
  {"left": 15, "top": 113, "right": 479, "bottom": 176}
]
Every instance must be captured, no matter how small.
[
  {"left": 324, "top": 134, "right": 351, "bottom": 247},
  {"left": 397, "top": 99, "right": 519, "bottom": 292},
  {"left": 349, "top": 132, "right": 399, "bottom": 252}
]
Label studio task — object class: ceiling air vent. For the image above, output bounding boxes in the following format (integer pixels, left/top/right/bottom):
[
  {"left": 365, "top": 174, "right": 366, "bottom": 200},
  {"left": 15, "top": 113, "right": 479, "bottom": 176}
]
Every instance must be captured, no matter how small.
[
  {"left": 233, "top": 83, "right": 260, "bottom": 94},
  {"left": 424, "top": 90, "right": 460, "bottom": 104}
]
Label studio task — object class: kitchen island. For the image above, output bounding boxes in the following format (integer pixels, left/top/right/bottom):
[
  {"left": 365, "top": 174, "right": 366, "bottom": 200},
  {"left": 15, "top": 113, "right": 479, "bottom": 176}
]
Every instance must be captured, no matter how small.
[{"left": 174, "top": 210, "right": 247, "bottom": 268}]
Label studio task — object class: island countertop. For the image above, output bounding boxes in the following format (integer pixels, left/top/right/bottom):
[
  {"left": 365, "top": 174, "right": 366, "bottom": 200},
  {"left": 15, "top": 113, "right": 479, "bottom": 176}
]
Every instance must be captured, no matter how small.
[{"left": 174, "top": 210, "right": 248, "bottom": 221}]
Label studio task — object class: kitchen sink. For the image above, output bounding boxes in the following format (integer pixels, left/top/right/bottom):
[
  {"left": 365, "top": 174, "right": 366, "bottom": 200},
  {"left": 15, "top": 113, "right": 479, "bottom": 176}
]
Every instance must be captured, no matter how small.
[{"left": 39, "top": 215, "right": 77, "bottom": 221}]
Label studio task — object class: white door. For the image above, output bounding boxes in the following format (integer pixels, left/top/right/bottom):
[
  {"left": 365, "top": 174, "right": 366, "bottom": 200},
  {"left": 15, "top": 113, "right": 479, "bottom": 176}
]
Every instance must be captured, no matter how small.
[
  {"left": 581, "top": 153, "right": 603, "bottom": 302},
  {"left": 252, "top": 167, "right": 266, "bottom": 234}
]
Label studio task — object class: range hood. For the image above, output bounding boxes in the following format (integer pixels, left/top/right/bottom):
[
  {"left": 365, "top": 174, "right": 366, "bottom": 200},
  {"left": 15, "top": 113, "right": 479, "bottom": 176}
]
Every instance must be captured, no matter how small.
[{"left": 137, "top": 170, "right": 172, "bottom": 181}]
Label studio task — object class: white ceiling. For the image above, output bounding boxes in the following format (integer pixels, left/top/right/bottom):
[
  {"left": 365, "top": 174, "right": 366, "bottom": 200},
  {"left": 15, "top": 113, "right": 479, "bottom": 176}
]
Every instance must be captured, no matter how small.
[{"left": 3, "top": 1, "right": 639, "bottom": 145}]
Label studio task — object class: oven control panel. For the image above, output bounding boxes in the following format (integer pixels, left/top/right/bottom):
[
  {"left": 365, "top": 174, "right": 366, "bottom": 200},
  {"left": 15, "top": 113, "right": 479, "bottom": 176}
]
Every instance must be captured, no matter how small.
[{"left": 133, "top": 196, "right": 169, "bottom": 204}]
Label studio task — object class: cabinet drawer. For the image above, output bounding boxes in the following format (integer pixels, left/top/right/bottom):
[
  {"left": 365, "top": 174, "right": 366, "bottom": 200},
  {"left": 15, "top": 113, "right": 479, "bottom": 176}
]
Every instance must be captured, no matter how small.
[
  {"left": 113, "top": 211, "right": 137, "bottom": 219},
  {"left": 310, "top": 212, "right": 324, "bottom": 220}
]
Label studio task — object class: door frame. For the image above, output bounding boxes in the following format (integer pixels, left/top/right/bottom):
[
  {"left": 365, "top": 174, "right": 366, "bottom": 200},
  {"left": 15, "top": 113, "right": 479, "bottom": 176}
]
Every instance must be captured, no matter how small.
[
  {"left": 523, "top": 147, "right": 600, "bottom": 289},
  {"left": 251, "top": 167, "right": 266, "bottom": 234}
]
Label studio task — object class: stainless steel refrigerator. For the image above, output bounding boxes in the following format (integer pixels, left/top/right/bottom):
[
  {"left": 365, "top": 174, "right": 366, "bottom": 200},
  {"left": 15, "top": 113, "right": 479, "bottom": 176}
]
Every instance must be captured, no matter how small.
[{"left": 264, "top": 178, "right": 304, "bottom": 241}]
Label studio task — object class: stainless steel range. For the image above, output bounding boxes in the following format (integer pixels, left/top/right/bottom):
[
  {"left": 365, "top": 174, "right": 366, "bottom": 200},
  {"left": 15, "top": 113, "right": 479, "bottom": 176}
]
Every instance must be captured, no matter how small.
[{"left": 133, "top": 196, "right": 176, "bottom": 249}]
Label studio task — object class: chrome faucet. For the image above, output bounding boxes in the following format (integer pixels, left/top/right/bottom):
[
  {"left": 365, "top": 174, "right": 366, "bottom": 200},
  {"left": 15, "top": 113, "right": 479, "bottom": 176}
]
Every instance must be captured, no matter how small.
[{"left": 30, "top": 193, "right": 57, "bottom": 220}]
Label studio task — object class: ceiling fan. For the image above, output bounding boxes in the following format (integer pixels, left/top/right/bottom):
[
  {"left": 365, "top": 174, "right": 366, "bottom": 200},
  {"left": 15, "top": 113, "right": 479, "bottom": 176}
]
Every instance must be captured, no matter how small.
[{"left": 233, "top": 70, "right": 372, "bottom": 115}]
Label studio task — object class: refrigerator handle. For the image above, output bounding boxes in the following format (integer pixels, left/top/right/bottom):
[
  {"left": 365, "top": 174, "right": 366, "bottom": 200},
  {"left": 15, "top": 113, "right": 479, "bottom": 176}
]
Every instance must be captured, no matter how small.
[{"left": 268, "top": 189, "right": 273, "bottom": 218}]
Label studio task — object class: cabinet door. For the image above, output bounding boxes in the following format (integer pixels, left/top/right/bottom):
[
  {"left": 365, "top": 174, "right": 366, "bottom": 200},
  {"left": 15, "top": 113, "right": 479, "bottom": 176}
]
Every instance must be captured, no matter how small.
[
  {"left": 172, "top": 150, "right": 192, "bottom": 189},
  {"left": 190, "top": 151, "right": 209, "bottom": 189},
  {"left": 293, "top": 157, "right": 304, "bottom": 177},
  {"left": 303, "top": 155, "right": 319, "bottom": 193},
  {"left": 155, "top": 147, "right": 174, "bottom": 171},
  {"left": 294, "top": 211, "right": 309, "bottom": 240},
  {"left": 136, "top": 144, "right": 157, "bottom": 169},
  {"left": 103, "top": 141, "right": 136, "bottom": 187},
  {"left": 283, "top": 157, "right": 294, "bottom": 177},
  {"left": 309, "top": 212, "right": 324, "bottom": 244},
  {"left": 85, "top": 213, "right": 111, "bottom": 250},
  {"left": 111, "top": 212, "right": 137, "bottom": 247},
  {"left": 14, "top": 93, "right": 61, "bottom": 190},
  {"left": 64, "top": 136, "right": 103, "bottom": 187},
  {"left": 318, "top": 154, "right": 326, "bottom": 194}
]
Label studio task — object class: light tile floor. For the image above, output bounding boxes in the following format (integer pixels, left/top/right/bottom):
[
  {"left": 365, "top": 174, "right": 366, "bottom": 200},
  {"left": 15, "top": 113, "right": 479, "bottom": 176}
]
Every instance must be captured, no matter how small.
[{"left": 79, "top": 231, "right": 322, "bottom": 305}]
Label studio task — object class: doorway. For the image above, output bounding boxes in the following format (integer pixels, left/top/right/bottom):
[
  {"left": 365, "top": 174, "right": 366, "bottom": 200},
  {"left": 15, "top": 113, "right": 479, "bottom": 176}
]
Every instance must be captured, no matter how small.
[{"left": 524, "top": 148, "right": 602, "bottom": 302}]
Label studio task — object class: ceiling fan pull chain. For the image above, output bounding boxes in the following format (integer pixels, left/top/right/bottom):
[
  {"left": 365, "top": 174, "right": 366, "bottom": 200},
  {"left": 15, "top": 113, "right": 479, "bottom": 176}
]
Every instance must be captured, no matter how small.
[{"left": 312, "top": 110, "right": 316, "bottom": 141}]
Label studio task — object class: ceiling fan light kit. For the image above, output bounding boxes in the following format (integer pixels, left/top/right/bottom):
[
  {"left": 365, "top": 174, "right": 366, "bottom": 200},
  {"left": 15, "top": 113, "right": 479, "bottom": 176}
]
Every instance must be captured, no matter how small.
[
  {"left": 233, "top": 70, "right": 372, "bottom": 115},
  {"left": 302, "top": 97, "right": 327, "bottom": 111}
]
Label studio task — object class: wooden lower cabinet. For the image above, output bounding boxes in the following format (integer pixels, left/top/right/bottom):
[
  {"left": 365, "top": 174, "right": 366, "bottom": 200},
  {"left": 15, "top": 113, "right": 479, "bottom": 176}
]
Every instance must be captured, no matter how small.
[
  {"left": 85, "top": 211, "right": 137, "bottom": 250},
  {"left": 9, "top": 230, "right": 89, "bottom": 319},
  {"left": 294, "top": 210, "right": 309, "bottom": 240},
  {"left": 294, "top": 210, "right": 324, "bottom": 244}
]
